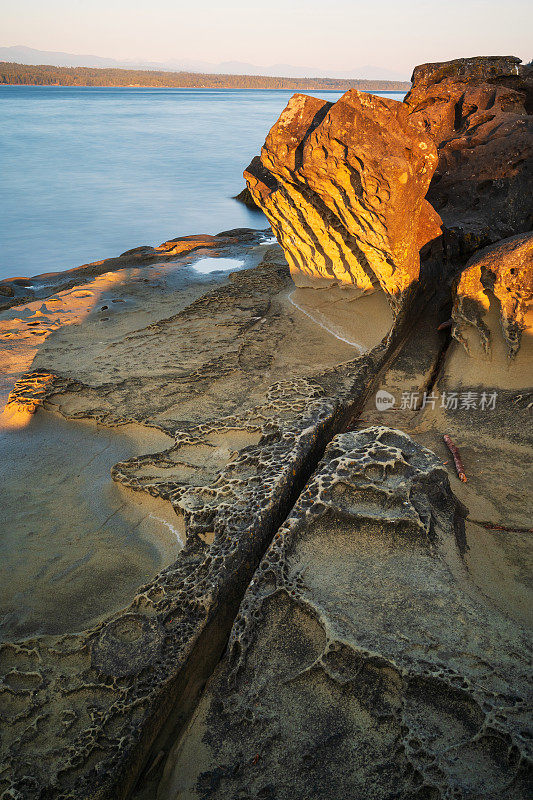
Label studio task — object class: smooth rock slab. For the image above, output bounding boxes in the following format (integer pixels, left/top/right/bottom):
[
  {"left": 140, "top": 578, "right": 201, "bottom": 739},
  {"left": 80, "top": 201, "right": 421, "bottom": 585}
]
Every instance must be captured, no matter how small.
[{"left": 161, "top": 427, "right": 532, "bottom": 800}]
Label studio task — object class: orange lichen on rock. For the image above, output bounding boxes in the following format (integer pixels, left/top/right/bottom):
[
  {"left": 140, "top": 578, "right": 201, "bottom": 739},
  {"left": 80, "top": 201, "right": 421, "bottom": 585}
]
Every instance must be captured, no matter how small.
[{"left": 245, "top": 89, "right": 442, "bottom": 308}]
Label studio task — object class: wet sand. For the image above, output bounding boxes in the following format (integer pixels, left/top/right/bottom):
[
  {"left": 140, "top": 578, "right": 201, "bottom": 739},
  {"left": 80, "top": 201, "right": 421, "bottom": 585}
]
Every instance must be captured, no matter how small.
[
  {"left": 0, "top": 410, "right": 181, "bottom": 639},
  {"left": 288, "top": 285, "right": 393, "bottom": 350}
]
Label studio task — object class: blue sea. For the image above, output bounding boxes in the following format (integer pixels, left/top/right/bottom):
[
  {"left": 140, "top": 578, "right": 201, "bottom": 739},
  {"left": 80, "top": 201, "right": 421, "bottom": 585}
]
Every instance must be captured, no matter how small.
[{"left": 0, "top": 86, "right": 404, "bottom": 280}]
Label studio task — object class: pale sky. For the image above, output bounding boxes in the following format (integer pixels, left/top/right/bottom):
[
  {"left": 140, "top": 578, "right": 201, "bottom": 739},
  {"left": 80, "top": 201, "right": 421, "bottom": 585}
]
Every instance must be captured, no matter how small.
[{"left": 1, "top": 0, "right": 532, "bottom": 76}]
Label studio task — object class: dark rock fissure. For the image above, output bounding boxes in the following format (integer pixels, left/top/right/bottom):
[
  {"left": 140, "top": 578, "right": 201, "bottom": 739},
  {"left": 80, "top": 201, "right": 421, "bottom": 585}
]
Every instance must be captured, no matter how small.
[
  {"left": 294, "top": 102, "right": 334, "bottom": 170},
  {"left": 421, "top": 325, "right": 453, "bottom": 397},
  {"left": 128, "top": 305, "right": 434, "bottom": 799}
]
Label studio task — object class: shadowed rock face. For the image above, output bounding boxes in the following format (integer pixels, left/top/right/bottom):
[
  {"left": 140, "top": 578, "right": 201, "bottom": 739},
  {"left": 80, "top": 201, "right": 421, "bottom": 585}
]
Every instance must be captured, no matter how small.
[
  {"left": 245, "top": 90, "right": 442, "bottom": 310},
  {"left": 404, "top": 56, "right": 533, "bottom": 260},
  {"left": 160, "top": 427, "right": 532, "bottom": 800},
  {"left": 452, "top": 231, "right": 533, "bottom": 358}
]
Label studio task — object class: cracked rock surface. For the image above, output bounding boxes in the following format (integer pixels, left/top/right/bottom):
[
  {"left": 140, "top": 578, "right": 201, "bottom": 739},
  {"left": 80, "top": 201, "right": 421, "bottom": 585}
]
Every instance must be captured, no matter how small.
[
  {"left": 160, "top": 427, "right": 532, "bottom": 800},
  {"left": 0, "top": 241, "right": 405, "bottom": 799}
]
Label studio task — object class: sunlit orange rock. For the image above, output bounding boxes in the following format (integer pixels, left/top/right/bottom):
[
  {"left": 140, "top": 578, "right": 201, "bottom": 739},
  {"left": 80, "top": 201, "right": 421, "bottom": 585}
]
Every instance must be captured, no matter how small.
[
  {"left": 154, "top": 233, "right": 239, "bottom": 256},
  {"left": 245, "top": 90, "right": 442, "bottom": 309},
  {"left": 452, "top": 231, "right": 533, "bottom": 358},
  {"left": 3, "top": 370, "right": 56, "bottom": 423}
]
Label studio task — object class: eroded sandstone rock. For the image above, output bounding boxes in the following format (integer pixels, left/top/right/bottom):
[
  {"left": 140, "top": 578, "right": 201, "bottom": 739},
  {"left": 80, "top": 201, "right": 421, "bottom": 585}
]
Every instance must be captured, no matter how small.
[
  {"left": 245, "top": 90, "right": 442, "bottom": 309},
  {"left": 0, "top": 245, "right": 406, "bottom": 799},
  {"left": 245, "top": 57, "right": 532, "bottom": 301},
  {"left": 3, "top": 369, "right": 56, "bottom": 415},
  {"left": 404, "top": 56, "right": 533, "bottom": 259},
  {"left": 452, "top": 231, "right": 533, "bottom": 358},
  {"left": 2, "top": 60, "right": 531, "bottom": 800},
  {"left": 233, "top": 186, "right": 260, "bottom": 209},
  {"left": 358, "top": 298, "right": 532, "bottom": 628},
  {"left": 161, "top": 427, "right": 532, "bottom": 800}
]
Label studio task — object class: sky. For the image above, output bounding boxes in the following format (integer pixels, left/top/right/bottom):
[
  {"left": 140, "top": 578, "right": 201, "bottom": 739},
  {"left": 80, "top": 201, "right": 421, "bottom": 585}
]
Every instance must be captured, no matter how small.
[{"left": 1, "top": 0, "right": 532, "bottom": 77}]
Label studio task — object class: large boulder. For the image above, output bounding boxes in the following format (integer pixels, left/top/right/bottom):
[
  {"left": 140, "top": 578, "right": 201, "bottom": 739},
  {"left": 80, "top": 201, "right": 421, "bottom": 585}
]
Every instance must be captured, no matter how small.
[
  {"left": 404, "top": 56, "right": 533, "bottom": 260},
  {"left": 245, "top": 90, "right": 442, "bottom": 310},
  {"left": 245, "top": 57, "right": 532, "bottom": 305}
]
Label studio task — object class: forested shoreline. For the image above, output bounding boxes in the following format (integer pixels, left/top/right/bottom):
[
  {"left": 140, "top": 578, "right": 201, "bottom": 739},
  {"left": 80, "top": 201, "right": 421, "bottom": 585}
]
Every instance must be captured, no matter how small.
[{"left": 0, "top": 61, "right": 410, "bottom": 91}]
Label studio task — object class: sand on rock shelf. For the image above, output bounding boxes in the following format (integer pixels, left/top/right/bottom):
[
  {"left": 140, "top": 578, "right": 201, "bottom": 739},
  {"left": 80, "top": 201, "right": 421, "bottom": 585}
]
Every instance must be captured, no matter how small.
[
  {"left": 0, "top": 55, "right": 532, "bottom": 800},
  {"left": 0, "top": 227, "right": 402, "bottom": 799},
  {"left": 0, "top": 413, "right": 181, "bottom": 640}
]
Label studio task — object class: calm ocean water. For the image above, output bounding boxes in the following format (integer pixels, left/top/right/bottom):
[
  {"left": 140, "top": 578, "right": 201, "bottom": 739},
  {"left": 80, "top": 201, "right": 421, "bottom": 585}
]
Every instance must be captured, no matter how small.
[{"left": 0, "top": 86, "right": 404, "bottom": 281}]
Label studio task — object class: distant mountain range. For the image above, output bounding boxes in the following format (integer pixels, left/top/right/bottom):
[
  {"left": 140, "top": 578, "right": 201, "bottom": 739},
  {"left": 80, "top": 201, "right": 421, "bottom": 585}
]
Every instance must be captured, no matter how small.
[{"left": 0, "top": 45, "right": 409, "bottom": 82}]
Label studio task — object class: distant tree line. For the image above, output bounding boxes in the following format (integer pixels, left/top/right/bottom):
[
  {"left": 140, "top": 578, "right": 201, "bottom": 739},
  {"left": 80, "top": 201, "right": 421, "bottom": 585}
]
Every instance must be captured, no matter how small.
[{"left": 0, "top": 62, "right": 410, "bottom": 91}]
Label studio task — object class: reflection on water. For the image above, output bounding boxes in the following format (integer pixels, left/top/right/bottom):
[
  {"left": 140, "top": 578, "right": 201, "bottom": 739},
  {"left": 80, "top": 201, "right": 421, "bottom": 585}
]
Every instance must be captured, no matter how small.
[
  {"left": 0, "top": 410, "right": 182, "bottom": 639},
  {"left": 192, "top": 256, "right": 244, "bottom": 274}
]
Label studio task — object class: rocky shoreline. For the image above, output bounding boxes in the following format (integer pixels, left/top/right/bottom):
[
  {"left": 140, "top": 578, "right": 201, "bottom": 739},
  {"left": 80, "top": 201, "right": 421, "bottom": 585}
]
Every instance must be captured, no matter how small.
[{"left": 0, "top": 56, "right": 531, "bottom": 800}]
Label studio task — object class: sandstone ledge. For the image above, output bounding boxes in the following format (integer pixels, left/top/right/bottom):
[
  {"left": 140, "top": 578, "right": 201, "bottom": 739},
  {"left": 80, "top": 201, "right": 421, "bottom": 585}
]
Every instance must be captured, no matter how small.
[
  {"left": 161, "top": 427, "right": 531, "bottom": 800},
  {"left": 0, "top": 244, "right": 418, "bottom": 799}
]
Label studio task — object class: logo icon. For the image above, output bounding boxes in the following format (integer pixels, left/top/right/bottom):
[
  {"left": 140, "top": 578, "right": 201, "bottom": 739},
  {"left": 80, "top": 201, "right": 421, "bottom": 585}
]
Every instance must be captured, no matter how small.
[{"left": 375, "top": 390, "right": 395, "bottom": 411}]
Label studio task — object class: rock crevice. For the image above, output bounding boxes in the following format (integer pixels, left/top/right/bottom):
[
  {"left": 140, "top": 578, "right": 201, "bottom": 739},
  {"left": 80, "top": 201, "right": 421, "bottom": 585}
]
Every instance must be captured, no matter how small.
[{"left": 160, "top": 428, "right": 531, "bottom": 800}]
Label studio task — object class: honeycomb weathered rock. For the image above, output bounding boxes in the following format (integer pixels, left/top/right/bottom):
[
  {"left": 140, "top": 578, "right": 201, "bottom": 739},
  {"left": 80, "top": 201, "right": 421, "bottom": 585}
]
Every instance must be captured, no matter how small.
[
  {"left": 452, "top": 231, "right": 533, "bottom": 358},
  {"left": 162, "top": 427, "right": 532, "bottom": 800}
]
